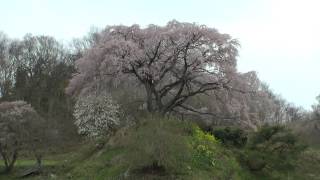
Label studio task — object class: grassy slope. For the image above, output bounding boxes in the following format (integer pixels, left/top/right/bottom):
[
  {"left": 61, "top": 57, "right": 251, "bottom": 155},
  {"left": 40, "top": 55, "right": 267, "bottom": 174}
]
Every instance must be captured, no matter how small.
[
  {"left": 290, "top": 148, "right": 320, "bottom": 180},
  {"left": 64, "top": 119, "right": 248, "bottom": 180},
  {"left": 2, "top": 147, "right": 319, "bottom": 180},
  {"left": 1, "top": 119, "right": 320, "bottom": 179}
]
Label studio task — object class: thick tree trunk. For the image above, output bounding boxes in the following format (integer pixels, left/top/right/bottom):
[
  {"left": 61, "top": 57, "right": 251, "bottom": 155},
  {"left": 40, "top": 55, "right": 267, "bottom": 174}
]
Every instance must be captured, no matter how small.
[
  {"left": 3, "top": 150, "right": 18, "bottom": 173},
  {"left": 0, "top": 146, "right": 11, "bottom": 173},
  {"left": 145, "top": 85, "right": 154, "bottom": 112},
  {"left": 144, "top": 83, "right": 168, "bottom": 116},
  {"left": 1, "top": 155, "right": 9, "bottom": 172},
  {"left": 9, "top": 150, "right": 18, "bottom": 170},
  {"left": 35, "top": 153, "right": 42, "bottom": 170}
]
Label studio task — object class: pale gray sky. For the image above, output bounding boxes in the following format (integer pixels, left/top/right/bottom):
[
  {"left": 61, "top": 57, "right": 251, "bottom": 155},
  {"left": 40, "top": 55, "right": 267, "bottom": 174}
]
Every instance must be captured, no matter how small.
[{"left": 1, "top": 0, "right": 319, "bottom": 109}]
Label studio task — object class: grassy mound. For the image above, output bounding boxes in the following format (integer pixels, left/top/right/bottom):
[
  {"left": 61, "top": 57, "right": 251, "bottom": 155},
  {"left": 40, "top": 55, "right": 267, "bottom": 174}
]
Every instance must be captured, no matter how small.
[{"left": 66, "top": 116, "right": 246, "bottom": 179}]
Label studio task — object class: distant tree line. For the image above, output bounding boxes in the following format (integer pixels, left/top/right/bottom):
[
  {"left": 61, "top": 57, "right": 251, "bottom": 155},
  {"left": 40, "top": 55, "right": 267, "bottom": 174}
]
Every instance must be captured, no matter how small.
[{"left": 0, "top": 32, "right": 78, "bottom": 141}]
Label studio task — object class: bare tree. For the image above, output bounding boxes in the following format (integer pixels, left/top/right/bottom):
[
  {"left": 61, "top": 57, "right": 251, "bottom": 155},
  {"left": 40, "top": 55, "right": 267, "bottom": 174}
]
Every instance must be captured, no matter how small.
[
  {"left": 312, "top": 95, "right": 320, "bottom": 120},
  {"left": 0, "top": 33, "right": 15, "bottom": 101}
]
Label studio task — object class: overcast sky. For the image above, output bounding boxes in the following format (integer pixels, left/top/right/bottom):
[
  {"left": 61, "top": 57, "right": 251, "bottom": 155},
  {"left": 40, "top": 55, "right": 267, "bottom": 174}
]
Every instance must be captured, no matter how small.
[{"left": 1, "top": 0, "right": 319, "bottom": 109}]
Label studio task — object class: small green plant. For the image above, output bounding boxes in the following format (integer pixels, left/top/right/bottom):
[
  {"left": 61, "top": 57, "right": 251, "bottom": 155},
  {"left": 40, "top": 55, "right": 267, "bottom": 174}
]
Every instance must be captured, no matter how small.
[{"left": 191, "top": 125, "right": 218, "bottom": 169}]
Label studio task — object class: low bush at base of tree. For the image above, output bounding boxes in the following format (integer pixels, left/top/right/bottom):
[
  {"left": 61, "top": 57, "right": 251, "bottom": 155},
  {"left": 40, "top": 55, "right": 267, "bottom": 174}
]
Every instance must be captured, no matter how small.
[
  {"left": 114, "top": 116, "right": 192, "bottom": 175},
  {"left": 211, "top": 127, "right": 248, "bottom": 148}
]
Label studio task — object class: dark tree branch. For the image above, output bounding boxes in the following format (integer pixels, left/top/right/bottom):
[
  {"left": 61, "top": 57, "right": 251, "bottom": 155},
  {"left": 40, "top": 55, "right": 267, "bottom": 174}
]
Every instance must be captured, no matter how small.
[{"left": 175, "top": 104, "right": 239, "bottom": 120}]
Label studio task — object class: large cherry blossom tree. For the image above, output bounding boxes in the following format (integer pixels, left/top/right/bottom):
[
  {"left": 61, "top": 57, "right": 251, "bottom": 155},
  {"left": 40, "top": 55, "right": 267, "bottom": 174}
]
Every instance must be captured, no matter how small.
[{"left": 67, "top": 20, "right": 239, "bottom": 115}]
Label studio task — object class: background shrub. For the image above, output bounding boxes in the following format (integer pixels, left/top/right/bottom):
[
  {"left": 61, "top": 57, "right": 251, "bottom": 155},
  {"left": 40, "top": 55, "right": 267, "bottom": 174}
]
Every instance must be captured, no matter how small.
[
  {"left": 243, "top": 125, "right": 306, "bottom": 172},
  {"left": 211, "top": 127, "right": 248, "bottom": 148}
]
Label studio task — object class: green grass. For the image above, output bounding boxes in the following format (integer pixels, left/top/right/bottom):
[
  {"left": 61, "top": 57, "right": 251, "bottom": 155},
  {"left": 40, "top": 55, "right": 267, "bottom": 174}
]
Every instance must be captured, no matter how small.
[
  {"left": 66, "top": 147, "right": 127, "bottom": 180},
  {"left": 0, "top": 159, "right": 57, "bottom": 167},
  {"left": 1, "top": 147, "right": 319, "bottom": 180},
  {"left": 0, "top": 159, "right": 59, "bottom": 180},
  {"left": 1, "top": 118, "right": 320, "bottom": 179},
  {"left": 288, "top": 148, "right": 320, "bottom": 180}
]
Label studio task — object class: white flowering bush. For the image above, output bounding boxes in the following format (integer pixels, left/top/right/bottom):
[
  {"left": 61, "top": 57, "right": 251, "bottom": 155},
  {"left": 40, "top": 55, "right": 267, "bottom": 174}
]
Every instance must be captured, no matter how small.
[{"left": 74, "top": 92, "right": 121, "bottom": 137}]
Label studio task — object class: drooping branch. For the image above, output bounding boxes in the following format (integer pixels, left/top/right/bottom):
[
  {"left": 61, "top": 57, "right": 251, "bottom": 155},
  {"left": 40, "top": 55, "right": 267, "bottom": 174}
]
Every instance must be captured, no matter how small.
[{"left": 175, "top": 104, "right": 239, "bottom": 120}]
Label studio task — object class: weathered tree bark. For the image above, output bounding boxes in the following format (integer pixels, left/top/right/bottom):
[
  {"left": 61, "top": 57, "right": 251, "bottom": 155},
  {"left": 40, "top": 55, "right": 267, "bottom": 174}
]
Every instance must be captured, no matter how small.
[
  {"left": 0, "top": 149, "right": 18, "bottom": 173},
  {"left": 7, "top": 150, "right": 18, "bottom": 172},
  {"left": 145, "top": 84, "right": 154, "bottom": 112},
  {"left": 35, "top": 153, "right": 42, "bottom": 170}
]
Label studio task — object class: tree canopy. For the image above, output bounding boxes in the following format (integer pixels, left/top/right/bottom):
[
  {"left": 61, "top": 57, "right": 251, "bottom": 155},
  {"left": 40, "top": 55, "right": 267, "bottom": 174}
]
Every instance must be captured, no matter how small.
[
  {"left": 67, "top": 21, "right": 239, "bottom": 115},
  {"left": 0, "top": 101, "right": 44, "bottom": 172}
]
